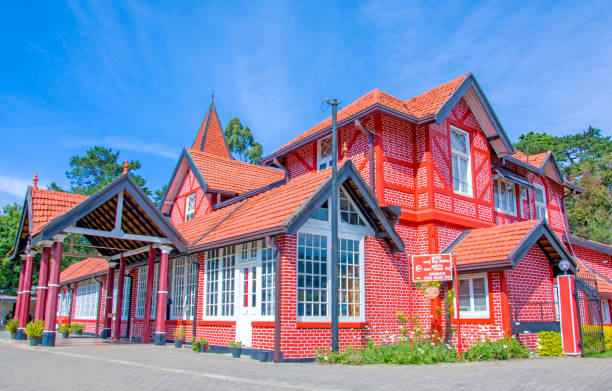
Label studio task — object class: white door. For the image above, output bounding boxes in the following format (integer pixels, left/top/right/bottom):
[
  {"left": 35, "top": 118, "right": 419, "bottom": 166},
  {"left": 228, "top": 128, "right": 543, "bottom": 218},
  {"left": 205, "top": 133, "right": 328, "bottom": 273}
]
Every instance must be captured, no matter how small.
[
  {"left": 602, "top": 300, "right": 611, "bottom": 324},
  {"left": 237, "top": 264, "right": 258, "bottom": 346}
]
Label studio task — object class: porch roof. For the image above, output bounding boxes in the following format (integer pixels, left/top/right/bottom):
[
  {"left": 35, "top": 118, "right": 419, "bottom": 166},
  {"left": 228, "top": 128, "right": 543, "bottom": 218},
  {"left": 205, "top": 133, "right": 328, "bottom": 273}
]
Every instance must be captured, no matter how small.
[
  {"left": 443, "top": 220, "right": 575, "bottom": 273},
  {"left": 60, "top": 257, "right": 108, "bottom": 285}
]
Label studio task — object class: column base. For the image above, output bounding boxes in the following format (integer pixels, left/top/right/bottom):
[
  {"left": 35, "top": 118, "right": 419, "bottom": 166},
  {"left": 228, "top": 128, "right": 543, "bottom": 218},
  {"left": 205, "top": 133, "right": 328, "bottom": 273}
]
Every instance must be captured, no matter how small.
[
  {"left": 16, "top": 328, "right": 27, "bottom": 340},
  {"left": 41, "top": 331, "right": 56, "bottom": 347},
  {"left": 154, "top": 333, "right": 166, "bottom": 346},
  {"left": 101, "top": 328, "right": 111, "bottom": 339}
]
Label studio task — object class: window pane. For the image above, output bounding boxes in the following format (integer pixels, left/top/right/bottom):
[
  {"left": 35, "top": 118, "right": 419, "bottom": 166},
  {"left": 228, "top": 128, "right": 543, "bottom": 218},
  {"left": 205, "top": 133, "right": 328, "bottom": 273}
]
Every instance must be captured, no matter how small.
[
  {"left": 261, "top": 247, "right": 275, "bottom": 316},
  {"left": 297, "top": 233, "right": 327, "bottom": 317},
  {"left": 458, "top": 280, "right": 471, "bottom": 312},
  {"left": 339, "top": 238, "right": 360, "bottom": 317},
  {"left": 472, "top": 278, "right": 487, "bottom": 311}
]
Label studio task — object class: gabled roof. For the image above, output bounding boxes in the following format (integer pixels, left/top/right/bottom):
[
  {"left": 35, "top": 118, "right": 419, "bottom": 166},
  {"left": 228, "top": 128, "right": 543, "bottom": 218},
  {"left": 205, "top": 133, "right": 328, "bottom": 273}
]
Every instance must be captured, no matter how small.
[
  {"left": 60, "top": 257, "right": 108, "bottom": 285},
  {"left": 564, "top": 234, "right": 612, "bottom": 256},
  {"left": 576, "top": 260, "right": 612, "bottom": 299},
  {"left": 175, "top": 160, "right": 405, "bottom": 253},
  {"left": 12, "top": 186, "right": 87, "bottom": 259},
  {"left": 191, "top": 100, "right": 231, "bottom": 159},
  {"left": 160, "top": 147, "right": 286, "bottom": 214},
  {"left": 443, "top": 219, "right": 575, "bottom": 272},
  {"left": 262, "top": 73, "right": 514, "bottom": 164}
]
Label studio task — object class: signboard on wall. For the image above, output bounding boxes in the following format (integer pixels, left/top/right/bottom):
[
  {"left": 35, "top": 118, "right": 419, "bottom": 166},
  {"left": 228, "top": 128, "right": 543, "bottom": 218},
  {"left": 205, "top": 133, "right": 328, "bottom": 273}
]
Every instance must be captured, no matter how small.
[{"left": 412, "top": 254, "right": 453, "bottom": 282}]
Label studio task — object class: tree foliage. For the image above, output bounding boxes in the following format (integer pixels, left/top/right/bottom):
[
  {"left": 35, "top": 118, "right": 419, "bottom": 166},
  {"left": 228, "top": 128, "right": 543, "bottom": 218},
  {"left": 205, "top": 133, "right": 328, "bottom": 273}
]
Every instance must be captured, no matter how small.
[
  {"left": 0, "top": 203, "right": 23, "bottom": 294},
  {"left": 515, "top": 127, "right": 612, "bottom": 244},
  {"left": 224, "top": 117, "right": 263, "bottom": 164}
]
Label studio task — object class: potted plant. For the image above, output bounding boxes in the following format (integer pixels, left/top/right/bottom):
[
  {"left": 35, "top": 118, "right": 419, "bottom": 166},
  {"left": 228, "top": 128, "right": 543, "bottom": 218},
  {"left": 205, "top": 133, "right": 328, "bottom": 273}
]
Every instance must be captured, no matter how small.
[
  {"left": 173, "top": 326, "right": 186, "bottom": 348},
  {"left": 6, "top": 319, "right": 19, "bottom": 339},
  {"left": 71, "top": 323, "right": 85, "bottom": 336},
  {"left": 192, "top": 338, "right": 209, "bottom": 353},
  {"left": 230, "top": 341, "right": 243, "bottom": 358},
  {"left": 25, "top": 320, "right": 44, "bottom": 346},
  {"left": 59, "top": 324, "right": 71, "bottom": 339}
]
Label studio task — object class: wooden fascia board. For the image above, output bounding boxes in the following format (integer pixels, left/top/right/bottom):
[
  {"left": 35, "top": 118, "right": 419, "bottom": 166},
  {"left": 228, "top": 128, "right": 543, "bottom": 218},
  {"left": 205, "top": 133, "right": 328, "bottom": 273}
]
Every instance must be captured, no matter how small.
[
  {"left": 188, "top": 226, "right": 287, "bottom": 253},
  {"left": 441, "top": 229, "right": 472, "bottom": 254},
  {"left": 564, "top": 234, "right": 612, "bottom": 256},
  {"left": 9, "top": 191, "right": 31, "bottom": 260}
]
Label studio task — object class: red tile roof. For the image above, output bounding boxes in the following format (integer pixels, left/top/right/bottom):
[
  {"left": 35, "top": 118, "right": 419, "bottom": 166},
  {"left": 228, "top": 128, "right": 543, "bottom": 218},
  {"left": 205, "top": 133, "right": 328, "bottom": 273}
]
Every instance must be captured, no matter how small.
[
  {"left": 509, "top": 150, "right": 551, "bottom": 170},
  {"left": 31, "top": 189, "right": 88, "bottom": 236},
  {"left": 450, "top": 220, "right": 540, "bottom": 267},
  {"left": 191, "top": 102, "right": 231, "bottom": 159},
  {"left": 188, "top": 148, "right": 285, "bottom": 194},
  {"left": 60, "top": 257, "right": 107, "bottom": 284},
  {"left": 175, "top": 167, "right": 332, "bottom": 246},
  {"left": 577, "top": 260, "right": 612, "bottom": 299},
  {"left": 271, "top": 73, "right": 470, "bottom": 156}
]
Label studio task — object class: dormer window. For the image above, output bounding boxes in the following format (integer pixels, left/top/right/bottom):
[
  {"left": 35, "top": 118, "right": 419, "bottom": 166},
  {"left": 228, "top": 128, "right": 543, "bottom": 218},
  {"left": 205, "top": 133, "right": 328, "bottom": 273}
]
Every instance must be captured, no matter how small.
[
  {"left": 450, "top": 127, "right": 472, "bottom": 196},
  {"left": 317, "top": 136, "right": 333, "bottom": 171},
  {"left": 185, "top": 193, "right": 195, "bottom": 221}
]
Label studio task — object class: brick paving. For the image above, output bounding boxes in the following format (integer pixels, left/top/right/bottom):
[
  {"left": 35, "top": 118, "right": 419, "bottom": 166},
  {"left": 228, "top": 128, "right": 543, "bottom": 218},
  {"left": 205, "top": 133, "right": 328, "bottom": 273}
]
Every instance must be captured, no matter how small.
[{"left": 1, "top": 331, "right": 611, "bottom": 391}]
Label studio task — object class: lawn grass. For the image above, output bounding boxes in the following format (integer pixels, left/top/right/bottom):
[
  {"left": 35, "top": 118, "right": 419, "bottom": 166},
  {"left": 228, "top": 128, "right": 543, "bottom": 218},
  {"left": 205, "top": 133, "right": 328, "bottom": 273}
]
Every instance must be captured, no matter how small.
[{"left": 584, "top": 349, "right": 612, "bottom": 358}]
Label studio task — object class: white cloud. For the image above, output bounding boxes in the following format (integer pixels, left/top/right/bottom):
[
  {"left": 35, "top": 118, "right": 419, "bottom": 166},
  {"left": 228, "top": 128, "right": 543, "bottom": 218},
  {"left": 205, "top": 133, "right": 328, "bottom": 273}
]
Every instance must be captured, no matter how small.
[
  {"left": 63, "top": 136, "right": 179, "bottom": 159},
  {"left": 0, "top": 175, "right": 34, "bottom": 198}
]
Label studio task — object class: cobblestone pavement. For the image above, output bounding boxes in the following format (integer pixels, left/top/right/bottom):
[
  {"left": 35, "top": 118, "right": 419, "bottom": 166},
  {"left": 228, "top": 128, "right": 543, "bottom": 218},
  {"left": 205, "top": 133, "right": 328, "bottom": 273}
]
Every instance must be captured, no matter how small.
[{"left": 1, "top": 332, "right": 611, "bottom": 391}]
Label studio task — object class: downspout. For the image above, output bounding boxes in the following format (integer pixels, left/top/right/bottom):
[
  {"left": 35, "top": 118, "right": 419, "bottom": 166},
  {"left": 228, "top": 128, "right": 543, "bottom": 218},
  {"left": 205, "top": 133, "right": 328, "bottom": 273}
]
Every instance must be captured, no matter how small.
[
  {"left": 266, "top": 236, "right": 282, "bottom": 363},
  {"left": 94, "top": 278, "right": 103, "bottom": 337},
  {"left": 190, "top": 257, "right": 200, "bottom": 343}
]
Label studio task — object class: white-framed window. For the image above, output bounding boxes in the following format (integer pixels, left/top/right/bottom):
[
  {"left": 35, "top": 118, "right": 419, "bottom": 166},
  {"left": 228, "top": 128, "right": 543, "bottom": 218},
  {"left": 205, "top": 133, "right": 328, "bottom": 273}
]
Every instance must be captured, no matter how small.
[
  {"left": 58, "top": 291, "right": 72, "bottom": 317},
  {"left": 602, "top": 299, "right": 611, "bottom": 324},
  {"left": 534, "top": 183, "right": 548, "bottom": 221},
  {"left": 317, "top": 136, "right": 333, "bottom": 171},
  {"left": 75, "top": 282, "right": 99, "bottom": 319},
  {"left": 456, "top": 274, "right": 489, "bottom": 318},
  {"left": 493, "top": 178, "right": 516, "bottom": 216},
  {"left": 204, "top": 246, "right": 236, "bottom": 318},
  {"left": 135, "top": 264, "right": 159, "bottom": 318},
  {"left": 185, "top": 193, "right": 196, "bottom": 221},
  {"left": 261, "top": 247, "right": 275, "bottom": 316},
  {"left": 240, "top": 240, "right": 259, "bottom": 260},
  {"left": 339, "top": 238, "right": 361, "bottom": 317},
  {"left": 297, "top": 232, "right": 328, "bottom": 318},
  {"left": 169, "top": 255, "right": 198, "bottom": 320},
  {"left": 112, "top": 276, "right": 131, "bottom": 319},
  {"left": 450, "top": 127, "right": 472, "bottom": 196},
  {"left": 340, "top": 189, "right": 366, "bottom": 226}
]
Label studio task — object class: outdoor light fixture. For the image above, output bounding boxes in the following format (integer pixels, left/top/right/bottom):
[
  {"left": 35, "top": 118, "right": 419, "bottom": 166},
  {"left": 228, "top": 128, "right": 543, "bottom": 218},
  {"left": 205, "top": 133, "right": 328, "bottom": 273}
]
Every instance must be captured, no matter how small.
[{"left": 559, "top": 260, "right": 571, "bottom": 275}]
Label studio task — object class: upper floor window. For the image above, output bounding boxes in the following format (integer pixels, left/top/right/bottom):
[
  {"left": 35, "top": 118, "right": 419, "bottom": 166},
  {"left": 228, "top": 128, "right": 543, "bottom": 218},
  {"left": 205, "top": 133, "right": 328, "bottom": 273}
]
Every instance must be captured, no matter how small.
[
  {"left": 534, "top": 184, "right": 548, "bottom": 221},
  {"left": 450, "top": 127, "right": 472, "bottom": 196},
  {"left": 457, "top": 274, "right": 489, "bottom": 318},
  {"left": 493, "top": 178, "right": 516, "bottom": 216},
  {"left": 185, "top": 193, "right": 196, "bottom": 221},
  {"left": 317, "top": 136, "right": 333, "bottom": 171}
]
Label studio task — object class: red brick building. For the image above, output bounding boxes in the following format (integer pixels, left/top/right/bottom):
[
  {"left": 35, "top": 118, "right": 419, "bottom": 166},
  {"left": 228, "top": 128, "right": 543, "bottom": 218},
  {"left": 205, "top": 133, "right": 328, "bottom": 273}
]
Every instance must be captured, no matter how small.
[{"left": 11, "top": 74, "right": 612, "bottom": 358}]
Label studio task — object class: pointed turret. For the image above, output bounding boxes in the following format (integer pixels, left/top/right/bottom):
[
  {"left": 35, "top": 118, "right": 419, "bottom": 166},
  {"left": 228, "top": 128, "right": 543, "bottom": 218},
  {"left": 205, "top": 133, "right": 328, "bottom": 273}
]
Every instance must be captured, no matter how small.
[{"left": 191, "top": 99, "right": 231, "bottom": 159}]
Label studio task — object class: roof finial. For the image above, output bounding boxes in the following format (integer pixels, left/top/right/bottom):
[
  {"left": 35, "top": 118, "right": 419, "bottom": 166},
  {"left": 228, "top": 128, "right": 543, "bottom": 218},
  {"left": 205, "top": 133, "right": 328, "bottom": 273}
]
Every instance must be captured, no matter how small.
[
  {"left": 123, "top": 160, "right": 129, "bottom": 175},
  {"left": 33, "top": 173, "right": 38, "bottom": 190}
]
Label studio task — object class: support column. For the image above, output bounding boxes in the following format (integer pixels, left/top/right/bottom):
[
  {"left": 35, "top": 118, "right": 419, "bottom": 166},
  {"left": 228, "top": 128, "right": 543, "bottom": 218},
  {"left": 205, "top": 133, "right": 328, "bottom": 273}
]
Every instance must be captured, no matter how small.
[
  {"left": 142, "top": 246, "right": 156, "bottom": 343},
  {"left": 42, "top": 235, "right": 66, "bottom": 346},
  {"left": 101, "top": 267, "right": 115, "bottom": 339},
  {"left": 17, "top": 251, "right": 35, "bottom": 339},
  {"left": 154, "top": 246, "right": 172, "bottom": 345},
  {"left": 14, "top": 256, "right": 26, "bottom": 339},
  {"left": 558, "top": 275, "right": 581, "bottom": 355},
  {"left": 34, "top": 243, "right": 52, "bottom": 320},
  {"left": 113, "top": 255, "right": 126, "bottom": 340}
]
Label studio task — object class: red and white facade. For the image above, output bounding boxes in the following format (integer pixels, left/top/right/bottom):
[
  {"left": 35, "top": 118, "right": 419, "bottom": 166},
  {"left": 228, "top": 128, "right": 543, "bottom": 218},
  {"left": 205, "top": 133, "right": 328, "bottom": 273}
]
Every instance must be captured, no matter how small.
[{"left": 14, "top": 73, "right": 612, "bottom": 359}]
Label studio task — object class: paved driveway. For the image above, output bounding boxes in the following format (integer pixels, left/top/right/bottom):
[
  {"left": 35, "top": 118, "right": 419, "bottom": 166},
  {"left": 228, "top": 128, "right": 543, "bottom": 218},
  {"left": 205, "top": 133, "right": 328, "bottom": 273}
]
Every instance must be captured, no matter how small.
[{"left": 1, "top": 332, "right": 610, "bottom": 390}]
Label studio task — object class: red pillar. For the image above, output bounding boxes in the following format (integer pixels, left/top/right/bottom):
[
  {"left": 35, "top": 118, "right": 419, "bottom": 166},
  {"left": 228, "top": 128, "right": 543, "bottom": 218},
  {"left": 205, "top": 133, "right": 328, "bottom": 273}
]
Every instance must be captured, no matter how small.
[
  {"left": 34, "top": 243, "right": 52, "bottom": 321},
  {"left": 142, "top": 246, "right": 156, "bottom": 343},
  {"left": 113, "top": 255, "right": 126, "bottom": 340},
  {"left": 18, "top": 251, "right": 35, "bottom": 334},
  {"left": 14, "top": 256, "right": 26, "bottom": 339},
  {"left": 558, "top": 275, "right": 581, "bottom": 355},
  {"left": 154, "top": 246, "right": 172, "bottom": 345},
  {"left": 101, "top": 267, "right": 115, "bottom": 339},
  {"left": 42, "top": 235, "right": 65, "bottom": 346}
]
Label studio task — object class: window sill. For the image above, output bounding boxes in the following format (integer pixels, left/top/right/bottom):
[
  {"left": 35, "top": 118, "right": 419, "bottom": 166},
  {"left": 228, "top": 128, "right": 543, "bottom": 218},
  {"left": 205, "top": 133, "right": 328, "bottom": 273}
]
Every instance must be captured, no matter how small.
[
  {"left": 452, "top": 191, "right": 474, "bottom": 201},
  {"left": 296, "top": 321, "right": 367, "bottom": 329}
]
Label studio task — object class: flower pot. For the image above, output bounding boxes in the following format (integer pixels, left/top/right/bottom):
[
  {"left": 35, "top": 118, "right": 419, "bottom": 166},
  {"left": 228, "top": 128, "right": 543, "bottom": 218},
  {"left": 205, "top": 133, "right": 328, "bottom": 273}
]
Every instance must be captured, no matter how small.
[
  {"left": 62, "top": 332, "right": 69, "bottom": 339},
  {"left": 199, "top": 344, "right": 207, "bottom": 353},
  {"left": 29, "top": 338, "right": 39, "bottom": 346},
  {"left": 10, "top": 332, "right": 16, "bottom": 340},
  {"left": 174, "top": 340, "right": 183, "bottom": 348},
  {"left": 231, "top": 347, "right": 242, "bottom": 358},
  {"left": 256, "top": 350, "right": 270, "bottom": 362}
]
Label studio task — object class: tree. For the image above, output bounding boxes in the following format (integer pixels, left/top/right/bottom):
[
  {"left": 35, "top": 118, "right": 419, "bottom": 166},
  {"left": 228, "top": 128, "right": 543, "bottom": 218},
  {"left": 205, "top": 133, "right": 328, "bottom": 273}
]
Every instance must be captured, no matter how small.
[
  {"left": 56, "top": 146, "right": 150, "bottom": 195},
  {"left": 224, "top": 118, "right": 263, "bottom": 164},
  {"left": 153, "top": 184, "right": 168, "bottom": 208},
  {"left": 515, "top": 127, "right": 612, "bottom": 244},
  {"left": 0, "top": 204, "right": 23, "bottom": 294}
]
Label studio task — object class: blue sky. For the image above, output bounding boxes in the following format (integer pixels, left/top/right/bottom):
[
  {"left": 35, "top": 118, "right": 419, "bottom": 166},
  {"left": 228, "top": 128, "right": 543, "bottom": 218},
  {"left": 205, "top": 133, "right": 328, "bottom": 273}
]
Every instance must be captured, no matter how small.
[{"left": 1, "top": 1, "right": 611, "bottom": 206}]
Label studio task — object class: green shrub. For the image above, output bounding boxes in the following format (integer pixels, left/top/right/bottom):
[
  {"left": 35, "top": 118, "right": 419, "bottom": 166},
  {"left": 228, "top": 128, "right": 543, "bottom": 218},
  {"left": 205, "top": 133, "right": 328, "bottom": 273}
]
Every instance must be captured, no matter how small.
[
  {"left": 25, "top": 320, "right": 45, "bottom": 339},
  {"left": 192, "top": 338, "right": 209, "bottom": 351},
  {"left": 5, "top": 318, "right": 19, "bottom": 333},
  {"left": 59, "top": 324, "right": 71, "bottom": 334},
  {"left": 537, "top": 331, "right": 562, "bottom": 356},
  {"left": 464, "top": 337, "right": 529, "bottom": 361},
  {"left": 70, "top": 323, "right": 85, "bottom": 333},
  {"left": 603, "top": 326, "right": 612, "bottom": 351},
  {"left": 229, "top": 341, "right": 243, "bottom": 349}
]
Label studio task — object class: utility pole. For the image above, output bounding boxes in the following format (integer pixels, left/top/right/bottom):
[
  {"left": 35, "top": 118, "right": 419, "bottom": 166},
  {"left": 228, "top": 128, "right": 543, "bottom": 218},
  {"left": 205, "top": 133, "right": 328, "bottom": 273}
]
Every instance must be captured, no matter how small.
[{"left": 326, "top": 98, "right": 340, "bottom": 352}]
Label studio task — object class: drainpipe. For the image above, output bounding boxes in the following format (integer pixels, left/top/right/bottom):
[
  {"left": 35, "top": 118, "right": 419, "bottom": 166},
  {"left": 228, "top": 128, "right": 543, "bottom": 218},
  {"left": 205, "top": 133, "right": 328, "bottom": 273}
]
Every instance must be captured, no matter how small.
[
  {"left": 189, "top": 256, "right": 200, "bottom": 343},
  {"left": 328, "top": 98, "right": 340, "bottom": 353},
  {"left": 94, "top": 278, "right": 103, "bottom": 337},
  {"left": 266, "top": 236, "right": 282, "bottom": 363}
]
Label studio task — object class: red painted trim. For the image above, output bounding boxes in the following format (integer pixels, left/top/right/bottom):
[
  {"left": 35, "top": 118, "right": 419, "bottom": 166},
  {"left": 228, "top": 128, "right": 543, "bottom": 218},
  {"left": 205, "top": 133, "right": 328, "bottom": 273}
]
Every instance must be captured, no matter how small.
[
  {"left": 399, "top": 209, "right": 495, "bottom": 229},
  {"left": 499, "top": 271, "right": 512, "bottom": 337},
  {"left": 296, "top": 322, "right": 368, "bottom": 329},
  {"left": 251, "top": 321, "right": 275, "bottom": 327},
  {"left": 198, "top": 320, "right": 236, "bottom": 327}
]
